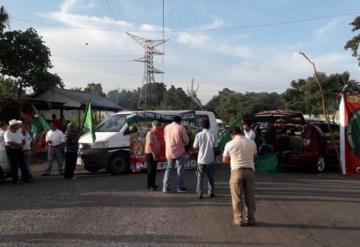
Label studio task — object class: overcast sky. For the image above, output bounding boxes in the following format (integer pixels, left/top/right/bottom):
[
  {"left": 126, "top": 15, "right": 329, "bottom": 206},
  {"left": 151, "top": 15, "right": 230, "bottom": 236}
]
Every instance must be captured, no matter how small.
[{"left": 2, "top": 0, "right": 360, "bottom": 102}]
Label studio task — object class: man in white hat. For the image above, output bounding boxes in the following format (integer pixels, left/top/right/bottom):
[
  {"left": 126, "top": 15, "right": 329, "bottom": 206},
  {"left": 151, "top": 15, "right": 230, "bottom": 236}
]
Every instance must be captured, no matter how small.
[{"left": 4, "top": 119, "right": 33, "bottom": 184}]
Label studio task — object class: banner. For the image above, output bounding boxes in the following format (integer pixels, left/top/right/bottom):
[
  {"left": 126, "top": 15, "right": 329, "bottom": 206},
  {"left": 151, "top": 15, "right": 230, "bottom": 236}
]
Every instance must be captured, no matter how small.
[
  {"left": 218, "top": 116, "right": 243, "bottom": 151},
  {"left": 126, "top": 111, "right": 199, "bottom": 172},
  {"left": 339, "top": 94, "right": 360, "bottom": 175}
]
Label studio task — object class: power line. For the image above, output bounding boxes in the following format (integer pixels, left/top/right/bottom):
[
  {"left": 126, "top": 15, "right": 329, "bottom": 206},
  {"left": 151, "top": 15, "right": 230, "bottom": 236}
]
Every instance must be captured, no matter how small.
[
  {"left": 10, "top": 10, "right": 360, "bottom": 34},
  {"left": 104, "top": 0, "right": 123, "bottom": 34}
]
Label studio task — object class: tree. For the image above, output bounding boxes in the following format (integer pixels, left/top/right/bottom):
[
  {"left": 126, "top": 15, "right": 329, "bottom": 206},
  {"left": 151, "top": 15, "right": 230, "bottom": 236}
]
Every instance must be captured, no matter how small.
[
  {"left": 0, "top": 6, "right": 9, "bottom": 34},
  {"left": 84, "top": 83, "right": 106, "bottom": 97},
  {"left": 0, "top": 78, "right": 24, "bottom": 97},
  {"left": 0, "top": 28, "right": 56, "bottom": 97},
  {"left": 345, "top": 16, "right": 360, "bottom": 65},
  {"left": 160, "top": 85, "right": 198, "bottom": 110},
  {"left": 28, "top": 71, "right": 64, "bottom": 95}
]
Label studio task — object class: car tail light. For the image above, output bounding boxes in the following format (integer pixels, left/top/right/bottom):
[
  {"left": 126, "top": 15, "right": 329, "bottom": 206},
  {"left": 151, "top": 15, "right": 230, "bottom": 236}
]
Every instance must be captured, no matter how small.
[{"left": 303, "top": 139, "right": 311, "bottom": 146}]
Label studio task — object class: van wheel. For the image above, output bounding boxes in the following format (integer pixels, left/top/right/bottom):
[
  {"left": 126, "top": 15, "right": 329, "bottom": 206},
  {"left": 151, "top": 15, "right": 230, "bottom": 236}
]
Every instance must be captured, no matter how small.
[
  {"left": 313, "top": 156, "right": 326, "bottom": 173},
  {"left": 107, "top": 152, "right": 129, "bottom": 175}
]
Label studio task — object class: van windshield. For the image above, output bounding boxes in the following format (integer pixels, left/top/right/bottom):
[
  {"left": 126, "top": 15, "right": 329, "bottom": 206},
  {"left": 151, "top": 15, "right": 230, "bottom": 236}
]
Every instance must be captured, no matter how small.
[{"left": 95, "top": 114, "right": 127, "bottom": 132}]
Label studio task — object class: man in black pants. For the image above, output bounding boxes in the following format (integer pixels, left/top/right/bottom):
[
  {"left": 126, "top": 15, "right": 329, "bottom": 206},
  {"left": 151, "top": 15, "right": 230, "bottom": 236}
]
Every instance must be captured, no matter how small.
[
  {"left": 64, "top": 122, "right": 79, "bottom": 179},
  {"left": 145, "top": 120, "right": 163, "bottom": 191},
  {"left": 4, "top": 119, "right": 33, "bottom": 184}
]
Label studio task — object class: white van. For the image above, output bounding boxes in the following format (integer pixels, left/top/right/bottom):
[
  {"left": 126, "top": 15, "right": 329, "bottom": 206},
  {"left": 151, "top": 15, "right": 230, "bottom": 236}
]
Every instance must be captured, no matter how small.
[
  {"left": 78, "top": 110, "right": 218, "bottom": 175},
  {"left": 0, "top": 150, "right": 11, "bottom": 179}
]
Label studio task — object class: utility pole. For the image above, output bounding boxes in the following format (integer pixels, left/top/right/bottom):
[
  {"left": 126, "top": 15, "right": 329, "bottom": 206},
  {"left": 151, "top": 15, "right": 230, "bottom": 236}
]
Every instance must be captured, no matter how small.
[
  {"left": 187, "top": 78, "right": 203, "bottom": 110},
  {"left": 126, "top": 32, "right": 167, "bottom": 110},
  {"left": 299, "top": 52, "right": 340, "bottom": 169}
]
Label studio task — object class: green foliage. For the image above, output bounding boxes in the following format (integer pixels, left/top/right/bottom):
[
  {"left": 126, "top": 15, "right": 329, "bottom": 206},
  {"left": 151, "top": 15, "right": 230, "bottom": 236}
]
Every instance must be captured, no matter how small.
[
  {"left": 0, "top": 7, "right": 63, "bottom": 97},
  {"left": 29, "top": 71, "right": 63, "bottom": 95},
  {"left": 0, "top": 78, "right": 23, "bottom": 97},
  {"left": 0, "top": 6, "right": 9, "bottom": 34},
  {"left": 84, "top": 83, "right": 106, "bottom": 97},
  {"left": 107, "top": 83, "right": 199, "bottom": 110},
  {"left": 345, "top": 16, "right": 360, "bottom": 65},
  {"left": 206, "top": 89, "right": 284, "bottom": 123}
]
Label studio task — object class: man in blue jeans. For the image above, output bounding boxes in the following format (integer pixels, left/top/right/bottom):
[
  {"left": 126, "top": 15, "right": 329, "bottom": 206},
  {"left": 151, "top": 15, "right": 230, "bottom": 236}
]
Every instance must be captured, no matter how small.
[
  {"left": 193, "top": 119, "right": 218, "bottom": 199},
  {"left": 163, "top": 116, "right": 189, "bottom": 193},
  {"left": 42, "top": 122, "right": 65, "bottom": 176}
]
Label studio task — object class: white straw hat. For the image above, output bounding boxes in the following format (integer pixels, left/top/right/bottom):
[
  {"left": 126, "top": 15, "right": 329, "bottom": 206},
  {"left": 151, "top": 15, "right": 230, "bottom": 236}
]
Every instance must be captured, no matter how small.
[{"left": 9, "top": 119, "right": 19, "bottom": 126}]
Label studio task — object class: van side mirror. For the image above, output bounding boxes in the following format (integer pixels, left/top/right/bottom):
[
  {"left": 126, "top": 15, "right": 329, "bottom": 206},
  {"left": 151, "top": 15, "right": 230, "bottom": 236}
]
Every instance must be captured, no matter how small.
[{"left": 124, "top": 125, "right": 138, "bottom": 135}]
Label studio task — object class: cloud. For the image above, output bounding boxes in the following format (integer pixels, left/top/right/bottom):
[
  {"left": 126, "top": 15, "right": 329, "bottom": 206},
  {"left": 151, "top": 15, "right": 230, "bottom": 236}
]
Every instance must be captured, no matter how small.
[
  {"left": 313, "top": 19, "right": 338, "bottom": 40},
  {"left": 217, "top": 44, "right": 252, "bottom": 59},
  {"left": 177, "top": 33, "right": 210, "bottom": 46},
  {"left": 204, "top": 17, "right": 224, "bottom": 29}
]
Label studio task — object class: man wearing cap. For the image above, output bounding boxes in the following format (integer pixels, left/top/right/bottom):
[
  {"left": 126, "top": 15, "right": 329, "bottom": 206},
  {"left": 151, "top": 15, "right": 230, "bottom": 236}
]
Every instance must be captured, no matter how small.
[
  {"left": 4, "top": 120, "right": 33, "bottom": 184},
  {"left": 145, "top": 120, "right": 163, "bottom": 190},
  {"left": 163, "top": 116, "right": 189, "bottom": 193},
  {"left": 43, "top": 122, "right": 65, "bottom": 176}
]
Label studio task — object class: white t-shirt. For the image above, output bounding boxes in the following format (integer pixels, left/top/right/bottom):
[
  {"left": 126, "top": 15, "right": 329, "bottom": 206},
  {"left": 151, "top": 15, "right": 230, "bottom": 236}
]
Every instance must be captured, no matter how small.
[
  {"left": 4, "top": 130, "right": 24, "bottom": 146},
  {"left": 46, "top": 129, "right": 65, "bottom": 147},
  {"left": 21, "top": 132, "right": 32, "bottom": 151},
  {"left": 193, "top": 129, "right": 218, "bottom": 164},
  {"left": 0, "top": 128, "right": 5, "bottom": 151},
  {"left": 244, "top": 129, "right": 256, "bottom": 141},
  {"left": 223, "top": 135, "right": 257, "bottom": 171}
]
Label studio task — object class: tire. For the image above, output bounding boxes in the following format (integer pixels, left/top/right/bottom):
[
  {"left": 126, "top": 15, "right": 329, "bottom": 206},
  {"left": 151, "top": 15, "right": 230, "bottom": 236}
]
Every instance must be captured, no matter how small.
[
  {"left": 107, "top": 152, "right": 130, "bottom": 175},
  {"left": 84, "top": 166, "right": 101, "bottom": 173},
  {"left": 313, "top": 155, "right": 326, "bottom": 173}
]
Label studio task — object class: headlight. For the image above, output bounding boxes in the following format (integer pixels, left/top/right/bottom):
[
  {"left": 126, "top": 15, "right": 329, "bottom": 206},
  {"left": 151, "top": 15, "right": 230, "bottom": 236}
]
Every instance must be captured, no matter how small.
[{"left": 92, "top": 141, "right": 108, "bottom": 149}]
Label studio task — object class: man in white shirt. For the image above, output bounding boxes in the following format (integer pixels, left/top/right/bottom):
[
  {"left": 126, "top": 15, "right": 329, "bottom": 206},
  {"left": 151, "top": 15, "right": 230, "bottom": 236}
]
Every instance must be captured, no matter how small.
[
  {"left": 4, "top": 119, "right": 33, "bottom": 184},
  {"left": 193, "top": 119, "right": 218, "bottom": 199},
  {"left": 222, "top": 127, "right": 257, "bottom": 226},
  {"left": 42, "top": 122, "right": 65, "bottom": 176},
  {"left": 243, "top": 122, "right": 256, "bottom": 141}
]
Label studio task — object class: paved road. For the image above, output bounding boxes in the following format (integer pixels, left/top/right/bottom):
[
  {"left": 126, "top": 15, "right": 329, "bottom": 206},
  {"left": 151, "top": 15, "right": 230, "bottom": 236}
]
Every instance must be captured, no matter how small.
[{"left": 0, "top": 165, "right": 360, "bottom": 247}]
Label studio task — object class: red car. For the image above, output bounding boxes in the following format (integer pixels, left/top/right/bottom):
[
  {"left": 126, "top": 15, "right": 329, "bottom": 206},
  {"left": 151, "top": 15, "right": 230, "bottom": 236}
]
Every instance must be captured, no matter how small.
[{"left": 255, "top": 110, "right": 339, "bottom": 173}]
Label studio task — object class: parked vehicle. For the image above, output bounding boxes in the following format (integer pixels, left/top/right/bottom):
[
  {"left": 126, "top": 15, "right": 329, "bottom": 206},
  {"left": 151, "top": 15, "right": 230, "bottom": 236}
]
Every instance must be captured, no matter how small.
[
  {"left": 0, "top": 150, "right": 11, "bottom": 179},
  {"left": 78, "top": 110, "right": 218, "bottom": 175},
  {"left": 254, "top": 110, "right": 339, "bottom": 173}
]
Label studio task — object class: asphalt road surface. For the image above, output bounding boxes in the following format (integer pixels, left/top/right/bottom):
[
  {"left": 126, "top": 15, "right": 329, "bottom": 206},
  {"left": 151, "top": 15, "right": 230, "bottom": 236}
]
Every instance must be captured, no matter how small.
[{"left": 0, "top": 165, "right": 360, "bottom": 247}]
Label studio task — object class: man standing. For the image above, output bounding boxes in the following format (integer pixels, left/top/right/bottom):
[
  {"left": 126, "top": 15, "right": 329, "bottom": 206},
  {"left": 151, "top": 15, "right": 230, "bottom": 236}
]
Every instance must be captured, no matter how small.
[
  {"left": 64, "top": 122, "right": 79, "bottom": 179},
  {"left": 4, "top": 120, "right": 33, "bottom": 184},
  {"left": 145, "top": 120, "right": 163, "bottom": 191},
  {"left": 222, "top": 127, "right": 257, "bottom": 226},
  {"left": 243, "top": 122, "right": 256, "bottom": 141},
  {"left": 163, "top": 116, "right": 189, "bottom": 193},
  {"left": 193, "top": 119, "right": 218, "bottom": 199},
  {"left": 42, "top": 122, "right": 65, "bottom": 176}
]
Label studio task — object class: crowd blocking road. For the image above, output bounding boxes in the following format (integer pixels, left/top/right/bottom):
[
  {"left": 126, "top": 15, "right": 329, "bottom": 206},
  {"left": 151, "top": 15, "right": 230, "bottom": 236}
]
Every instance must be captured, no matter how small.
[{"left": 0, "top": 165, "right": 359, "bottom": 247}]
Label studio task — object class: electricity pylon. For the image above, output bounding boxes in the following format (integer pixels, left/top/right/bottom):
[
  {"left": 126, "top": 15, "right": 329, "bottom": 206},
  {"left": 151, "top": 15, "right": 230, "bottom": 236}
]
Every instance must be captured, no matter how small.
[{"left": 126, "top": 32, "right": 167, "bottom": 110}]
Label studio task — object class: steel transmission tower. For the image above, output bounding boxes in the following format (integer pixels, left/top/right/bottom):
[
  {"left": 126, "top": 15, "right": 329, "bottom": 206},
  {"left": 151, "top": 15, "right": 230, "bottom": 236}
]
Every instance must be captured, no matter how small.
[{"left": 126, "top": 32, "right": 167, "bottom": 110}]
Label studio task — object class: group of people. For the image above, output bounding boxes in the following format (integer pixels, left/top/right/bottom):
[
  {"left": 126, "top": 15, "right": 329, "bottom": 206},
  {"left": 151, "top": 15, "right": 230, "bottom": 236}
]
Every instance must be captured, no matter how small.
[
  {"left": 144, "top": 117, "right": 258, "bottom": 226},
  {"left": 0, "top": 115, "right": 80, "bottom": 185}
]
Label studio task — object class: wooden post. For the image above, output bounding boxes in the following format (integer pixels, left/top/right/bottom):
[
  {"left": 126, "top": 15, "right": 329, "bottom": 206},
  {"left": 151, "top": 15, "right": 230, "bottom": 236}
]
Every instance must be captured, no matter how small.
[{"left": 299, "top": 52, "right": 340, "bottom": 170}]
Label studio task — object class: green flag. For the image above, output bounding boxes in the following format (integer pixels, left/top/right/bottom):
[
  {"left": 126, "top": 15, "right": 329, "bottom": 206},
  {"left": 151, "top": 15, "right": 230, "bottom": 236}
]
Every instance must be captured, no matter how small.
[
  {"left": 82, "top": 101, "right": 96, "bottom": 143},
  {"left": 31, "top": 104, "right": 50, "bottom": 131},
  {"left": 218, "top": 116, "right": 243, "bottom": 151}
]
